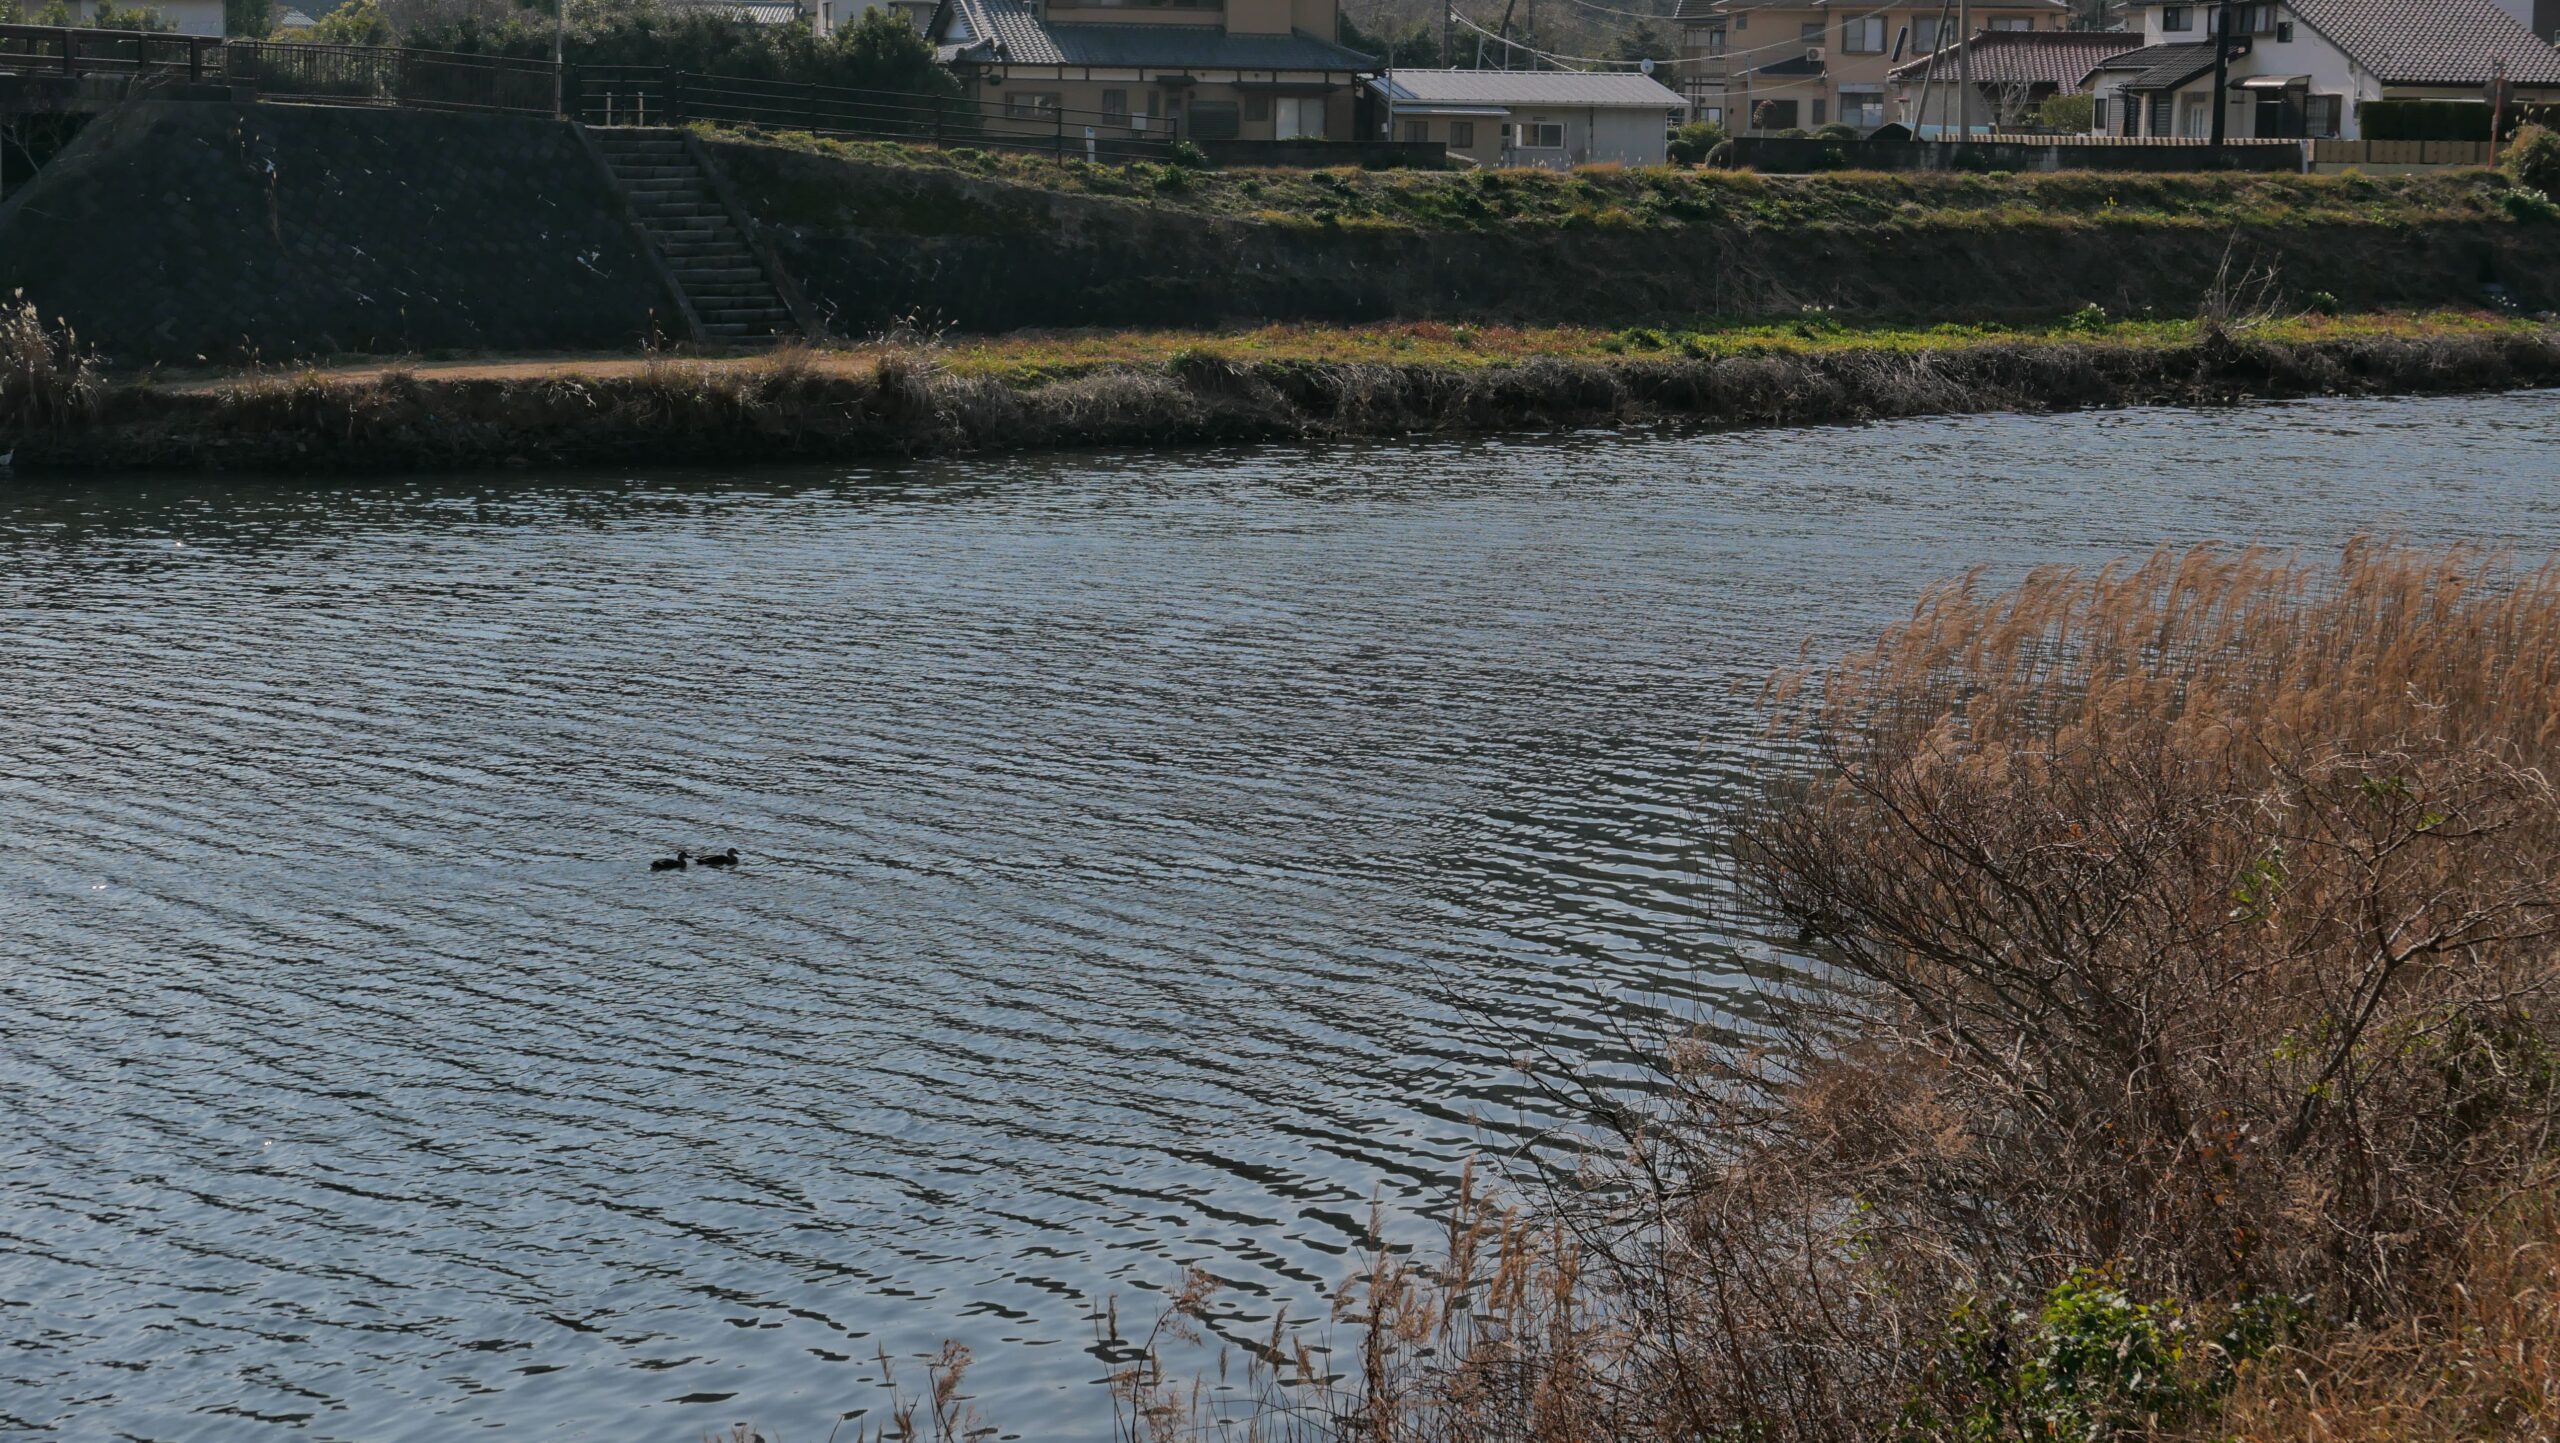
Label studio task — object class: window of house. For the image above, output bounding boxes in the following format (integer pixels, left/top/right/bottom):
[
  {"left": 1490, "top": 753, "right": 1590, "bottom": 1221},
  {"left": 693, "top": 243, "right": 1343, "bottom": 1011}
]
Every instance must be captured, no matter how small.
[
  {"left": 1840, "top": 86, "right": 1884, "bottom": 127},
  {"left": 1811, "top": 98, "right": 1827, "bottom": 124},
  {"left": 1189, "top": 101, "right": 1241, "bottom": 140},
  {"left": 1450, "top": 120, "right": 1476, "bottom": 147},
  {"left": 1525, "top": 121, "right": 1566, "bottom": 147},
  {"left": 2149, "top": 93, "right": 2172, "bottom": 133},
  {"left": 1402, "top": 119, "right": 1430, "bottom": 142},
  {"left": 2092, "top": 95, "right": 2109, "bottom": 131},
  {"left": 1799, "top": 21, "right": 1824, "bottom": 43},
  {"left": 1705, "top": 28, "right": 1725, "bottom": 53},
  {"left": 1751, "top": 98, "right": 1797, "bottom": 130},
  {"left": 2306, "top": 93, "right": 2341, "bottom": 137},
  {"left": 1986, "top": 14, "right": 2030, "bottom": 29},
  {"left": 1912, "top": 15, "right": 1940, "bottom": 49},
  {"left": 1101, "top": 89, "right": 1128, "bottom": 123},
  {"left": 1840, "top": 15, "right": 1884, "bottom": 51},
  {"left": 1731, "top": 10, "right": 1743, "bottom": 26},
  {"left": 2275, "top": 18, "right": 2292, "bottom": 40},
  {"left": 2122, "top": 93, "right": 2139, "bottom": 133},
  {"left": 1005, "top": 91, "right": 1061, "bottom": 117},
  {"left": 2161, "top": 4, "right": 2192, "bottom": 30},
  {"left": 1274, "top": 96, "right": 1325, "bottom": 139}
]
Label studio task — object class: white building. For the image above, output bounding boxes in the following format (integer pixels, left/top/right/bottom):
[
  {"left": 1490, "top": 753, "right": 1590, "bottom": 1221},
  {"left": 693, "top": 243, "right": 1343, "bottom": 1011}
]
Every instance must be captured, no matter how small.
[
  {"left": 2084, "top": 0, "right": 2560, "bottom": 139},
  {"left": 1367, "top": 70, "right": 1688, "bottom": 168}
]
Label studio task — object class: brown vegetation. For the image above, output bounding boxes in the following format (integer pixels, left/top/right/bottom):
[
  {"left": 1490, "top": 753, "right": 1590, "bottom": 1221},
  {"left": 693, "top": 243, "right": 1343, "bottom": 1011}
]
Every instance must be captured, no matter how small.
[
  {"left": 0, "top": 291, "right": 100, "bottom": 438},
  {"left": 1102, "top": 544, "right": 2560, "bottom": 1443},
  {"left": 13, "top": 322, "right": 2560, "bottom": 475}
]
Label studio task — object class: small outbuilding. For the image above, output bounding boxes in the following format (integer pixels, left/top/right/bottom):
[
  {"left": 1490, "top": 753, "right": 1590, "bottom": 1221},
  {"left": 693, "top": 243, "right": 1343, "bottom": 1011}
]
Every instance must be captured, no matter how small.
[{"left": 1367, "top": 69, "right": 1689, "bottom": 167}]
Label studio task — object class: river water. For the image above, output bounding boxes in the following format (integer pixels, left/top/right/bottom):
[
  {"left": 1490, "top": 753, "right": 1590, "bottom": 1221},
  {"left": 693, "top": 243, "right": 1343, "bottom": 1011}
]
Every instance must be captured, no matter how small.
[{"left": 4, "top": 393, "right": 2557, "bottom": 1442}]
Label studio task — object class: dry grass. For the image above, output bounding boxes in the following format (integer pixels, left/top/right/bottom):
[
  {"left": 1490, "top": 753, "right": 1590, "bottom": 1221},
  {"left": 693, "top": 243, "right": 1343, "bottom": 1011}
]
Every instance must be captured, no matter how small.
[
  {"left": 1, "top": 291, "right": 102, "bottom": 435},
  {"left": 1088, "top": 543, "right": 2560, "bottom": 1443}
]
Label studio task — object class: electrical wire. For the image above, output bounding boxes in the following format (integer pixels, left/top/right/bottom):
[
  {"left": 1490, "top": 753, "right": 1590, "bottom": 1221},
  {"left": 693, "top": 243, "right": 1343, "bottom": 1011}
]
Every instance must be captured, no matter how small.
[{"left": 1436, "top": 0, "right": 2054, "bottom": 74}]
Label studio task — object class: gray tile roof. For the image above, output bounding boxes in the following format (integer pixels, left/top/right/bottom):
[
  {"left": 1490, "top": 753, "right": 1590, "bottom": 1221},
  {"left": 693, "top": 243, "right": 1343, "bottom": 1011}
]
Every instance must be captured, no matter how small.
[
  {"left": 932, "top": 0, "right": 1376, "bottom": 70},
  {"left": 1887, "top": 29, "right": 2144, "bottom": 86},
  {"left": 1374, "top": 68, "right": 1688, "bottom": 106},
  {"left": 2085, "top": 38, "right": 2238, "bottom": 90},
  {"left": 2287, "top": 0, "right": 2560, "bottom": 86}
]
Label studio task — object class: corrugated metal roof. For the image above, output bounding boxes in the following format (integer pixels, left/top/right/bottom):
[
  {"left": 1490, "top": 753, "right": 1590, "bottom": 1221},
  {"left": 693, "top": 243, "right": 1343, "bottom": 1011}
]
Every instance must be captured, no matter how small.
[
  {"left": 931, "top": 0, "right": 1375, "bottom": 69},
  {"left": 1887, "top": 30, "right": 2143, "bottom": 86},
  {"left": 2287, "top": 0, "right": 2560, "bottom": 86},
  {"left": 1373, "top": 68, "right": 1687, "bottom": 106}
]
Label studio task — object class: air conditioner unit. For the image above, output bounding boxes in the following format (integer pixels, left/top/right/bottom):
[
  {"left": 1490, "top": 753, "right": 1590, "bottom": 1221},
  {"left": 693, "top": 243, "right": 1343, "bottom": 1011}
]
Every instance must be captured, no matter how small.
[{"left": 1805, "top": 45, "right": 1826, "bottom": 62}]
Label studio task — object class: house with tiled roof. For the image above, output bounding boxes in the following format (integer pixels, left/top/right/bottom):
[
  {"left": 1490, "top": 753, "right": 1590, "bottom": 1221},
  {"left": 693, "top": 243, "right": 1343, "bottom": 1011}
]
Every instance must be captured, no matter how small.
[
  {"left": 1672, "top": 0, "right": 2074, "bottom": 134},
  {"left": 924, "top": 0, "right": 1378, "bottom": 145},
  {"left": 2084, "top": 0, "right": 2560, "bottom": 138},
  {"left": 1885, "top": 29, "right": 2145, "bottom": 129}
]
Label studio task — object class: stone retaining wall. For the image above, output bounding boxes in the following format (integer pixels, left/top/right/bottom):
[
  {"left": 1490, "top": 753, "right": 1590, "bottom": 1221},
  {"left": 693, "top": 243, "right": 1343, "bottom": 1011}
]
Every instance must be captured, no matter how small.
[{"left": 0, "top": 100, "right": 675, "bottom": 366}]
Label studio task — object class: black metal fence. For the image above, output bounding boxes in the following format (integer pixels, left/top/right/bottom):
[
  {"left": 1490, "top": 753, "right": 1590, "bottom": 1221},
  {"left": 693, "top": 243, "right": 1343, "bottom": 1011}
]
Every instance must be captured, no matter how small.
[
  {"left": 0, "top": 26, "right": 1191, "bottom": 160},
  {"left": 0, "top": 23, "right": 225, "bottom": 80},
  {"left": 572, "top": 66, "right": 1177, "bottom": 161},
  {"left": 227, "top": 40, "right": 557, "bottom": 114}
]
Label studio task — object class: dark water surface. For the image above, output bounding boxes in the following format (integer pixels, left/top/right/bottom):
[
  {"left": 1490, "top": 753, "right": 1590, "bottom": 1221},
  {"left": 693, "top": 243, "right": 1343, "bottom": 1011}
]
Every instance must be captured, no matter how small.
[{"left": 6, "top": 394, "right": 2558, "bottom": 1442}]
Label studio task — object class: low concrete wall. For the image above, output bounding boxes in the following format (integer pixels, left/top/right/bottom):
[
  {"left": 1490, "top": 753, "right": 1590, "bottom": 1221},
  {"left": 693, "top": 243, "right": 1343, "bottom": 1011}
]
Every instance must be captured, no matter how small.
[
  {"left": 0, "top": 100, "right": 675, "bottom": 365},
  {"left": 1733, "top": 136, "right": 2306, "bottom": 174},
  {"left": 1199, "top": 139, "right": 1449, "bottom": 170}
]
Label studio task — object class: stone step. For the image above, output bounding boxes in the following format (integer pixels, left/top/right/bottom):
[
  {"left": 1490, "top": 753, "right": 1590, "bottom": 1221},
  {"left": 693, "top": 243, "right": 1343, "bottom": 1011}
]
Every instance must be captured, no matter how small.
[{"left": 668, "top": 266, "right": 767, "bottom": 284}]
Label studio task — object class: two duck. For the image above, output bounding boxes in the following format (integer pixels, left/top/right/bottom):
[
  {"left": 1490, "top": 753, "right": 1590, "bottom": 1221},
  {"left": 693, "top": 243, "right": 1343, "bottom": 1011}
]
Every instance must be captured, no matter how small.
[{"left": 650, "top": 847, "right": 740, "bottom": 872}]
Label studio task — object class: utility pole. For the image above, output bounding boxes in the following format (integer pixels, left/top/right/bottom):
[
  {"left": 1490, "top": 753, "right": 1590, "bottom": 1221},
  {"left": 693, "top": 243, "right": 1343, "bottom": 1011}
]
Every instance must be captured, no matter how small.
[
  {"left": 2491, "top": 56, "right": 2509, "bottom": 148},
  {"left": 1915, "top": 0, "right": 1955, "bottom": 136},
  {"left": 1956, "top": 0, "right": 1972, "bottom": 138},
  {"left": 1443, "top": 0, "right": 1452, "bottom": 70},
  {"left": 2209, "top": 1, "right": 2231, "bottom": 148}
]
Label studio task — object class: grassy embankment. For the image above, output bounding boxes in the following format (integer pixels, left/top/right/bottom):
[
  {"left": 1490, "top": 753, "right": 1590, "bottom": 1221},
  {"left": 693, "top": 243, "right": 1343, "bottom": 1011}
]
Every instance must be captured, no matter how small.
[
  {"left": 8, "top": 305, "right": 2558, "bottom": 473},
  {"left": 716, "top": 126, "right": 2555, "bottom": 234}
]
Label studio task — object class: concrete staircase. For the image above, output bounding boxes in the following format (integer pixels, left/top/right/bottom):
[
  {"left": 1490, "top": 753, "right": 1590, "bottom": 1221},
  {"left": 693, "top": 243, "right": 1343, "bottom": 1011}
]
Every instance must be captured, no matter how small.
[{"left": 591, "top": 127, "right": 798, "bottom": 346}]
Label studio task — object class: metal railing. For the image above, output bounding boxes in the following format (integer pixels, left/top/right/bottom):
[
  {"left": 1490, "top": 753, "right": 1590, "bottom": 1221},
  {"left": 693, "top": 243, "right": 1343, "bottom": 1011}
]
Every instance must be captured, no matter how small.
[
  {"left": 572, "top": 66, "right": 1178, "bottom": 161},
  {"left": 0, "top": 26, "right": 1190, "bottom": 159},
  {"left": 0, "top": 22, "right": 225, "bottom": 80},
  {"left": 226, "top": 40, "right": 557, "bottom": 114}
]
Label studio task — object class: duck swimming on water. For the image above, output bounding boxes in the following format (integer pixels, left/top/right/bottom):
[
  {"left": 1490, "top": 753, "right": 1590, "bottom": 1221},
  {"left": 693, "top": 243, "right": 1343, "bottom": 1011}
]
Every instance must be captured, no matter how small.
[
  {"left": 696, "top": 848, "right": 740, "bottom": 869},
  {"left": 650, "top": 850, "right": 690, "bottom": 872}
]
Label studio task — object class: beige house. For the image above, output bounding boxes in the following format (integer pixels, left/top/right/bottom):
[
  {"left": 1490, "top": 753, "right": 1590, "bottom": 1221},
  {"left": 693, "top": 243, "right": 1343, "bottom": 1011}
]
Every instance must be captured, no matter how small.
[
  {"left": 926, "top": 0, "right": 1379, "bottom": 145},
  {"left": 1674, "top": 0, "right": 2073, "bottom": 132},
  {"left": 1367, "top": 70, "right": 1688, "bottom": 167}
]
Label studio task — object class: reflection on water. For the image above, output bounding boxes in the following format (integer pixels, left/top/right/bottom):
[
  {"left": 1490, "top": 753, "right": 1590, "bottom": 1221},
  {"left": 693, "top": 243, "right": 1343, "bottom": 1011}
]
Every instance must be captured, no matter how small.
[{"left": 4, "top": 395, "right": 2557, "bottom": 1442}]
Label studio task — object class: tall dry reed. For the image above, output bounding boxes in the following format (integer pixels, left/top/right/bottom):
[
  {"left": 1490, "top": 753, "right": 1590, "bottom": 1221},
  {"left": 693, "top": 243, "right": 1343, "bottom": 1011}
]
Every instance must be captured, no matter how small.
[
  {"left": 1, "top": 292, "right": 101, "bottom": 435},
  {"left": 1104, "top": 542, "right": 2560, "bottom": 1443}
]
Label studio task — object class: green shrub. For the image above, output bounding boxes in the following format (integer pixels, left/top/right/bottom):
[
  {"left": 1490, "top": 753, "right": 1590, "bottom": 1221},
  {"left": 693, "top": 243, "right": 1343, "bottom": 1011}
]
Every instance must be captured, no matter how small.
[
  {"left": 1666, "top": 119, "right": 1726, "bottom": 164},
  {"left": 1167, "top": 139, "right": 1209, "bottom": 170},
  {"left": 404, "top": 1, "right": 955, "bottom": 100},
  {"left": 301, "top": 0, "right": 391, "bottom": 44},
  {"left": 2503, "top": 123, "right": 2560, "bottom": 196},
  {"left": 2034, "top": 91, "right": 2096, "bottom": 132},
  {"left": 2062, "top": 302, "right": 2108, "bottom": 333},
  {"left": 1813, "top": 121, "right": 1860, "bottom": 141},
  {"left": 1151, "top": 162, "right": 1191, "bottom": 193}
]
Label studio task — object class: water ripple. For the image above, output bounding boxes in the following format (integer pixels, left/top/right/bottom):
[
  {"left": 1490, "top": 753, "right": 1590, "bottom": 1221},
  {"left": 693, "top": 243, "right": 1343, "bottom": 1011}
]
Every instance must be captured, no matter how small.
[{"left": 4, "top": 396, "right": 2557, "bottom": 1441}]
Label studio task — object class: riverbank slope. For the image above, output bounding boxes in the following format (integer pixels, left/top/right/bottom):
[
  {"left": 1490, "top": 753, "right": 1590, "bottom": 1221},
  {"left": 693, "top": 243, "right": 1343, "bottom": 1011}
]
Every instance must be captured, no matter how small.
[
  {"left": 10, "top": 312, "right": 2555, "bottom": 474},
  {"left": 5, "top": 101, "right": 2560, "bottom": 368}
]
